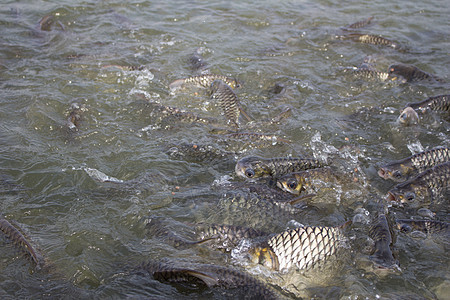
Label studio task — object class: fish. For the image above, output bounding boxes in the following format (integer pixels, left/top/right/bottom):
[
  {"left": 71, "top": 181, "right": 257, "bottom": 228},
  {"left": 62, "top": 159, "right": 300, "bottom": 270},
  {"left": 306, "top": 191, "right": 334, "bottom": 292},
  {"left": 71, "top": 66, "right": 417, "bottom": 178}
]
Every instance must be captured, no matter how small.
[
  {"left": 343, "top": 67, "right": 391, "bottom": 81},
  {"left": 139, "top": 260, "right": 279, "bottom": 299},
  {"left": 378, "top": 147, "right": 450, "bottom": 182},
  {"left": 235, "top": 156, "right": 326, "bottom": 179},
  {"left": 169, "top": 74, "right": 240, "bottom": 90},
  {"left": 189, "top": 51, "right": 208, "bottom": 71},
  {"left": 396, "top": 219, "right": 449, "bottom": 235},
  {"left": 398, "top": 106, "right": 419, "bottom": 126},
  {"left": 249, "top": 223, "right": 348, "bottom": 272},
  {"left": 195, "top": 223, "right": 268, "bottom": 251},
  {"left": 276, "top": 167, "right": 336, "bottom": 195},
  {"left": 345, "top": 16, "right": 374, "bottom": 30},
  {"left": 38, "top": 15, "right": 65, "bottom": 32},
  {"left": 341, "top": 33, "right": 400, "bottom": 49},
  {"left": 66, "top": 102, "right": 86, "bottom": 131},
  {"left": 210, "top": 80, "right": 251, "bottom": 128},
  {"left": 406, "top": 94, "right": 450, "bottom": 113},
  {"left": 386, "top": 161, "right": 450, "bottom": 204},
  {"left": 0, "top": 218, "right": 44, "bottom": 269},
  {"left": 388, "top": 63, "right": 441, "bottom": 82},
  {"left": 368, "top": 215, "right": 399, "bottom": 270}
]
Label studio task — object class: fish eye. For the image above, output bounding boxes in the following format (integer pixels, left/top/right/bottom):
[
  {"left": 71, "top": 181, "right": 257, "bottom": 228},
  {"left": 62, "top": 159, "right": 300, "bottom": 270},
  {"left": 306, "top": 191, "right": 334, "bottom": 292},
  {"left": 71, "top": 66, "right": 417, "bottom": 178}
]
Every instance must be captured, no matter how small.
[
  {"left": 405, "top": 192, "right": 415, "bottom": 201},
  {"left": 288, "top": 180, "right": 298, "bottom": 190},
  {"left": 392, "top": 171, "right": 402, "bottom": 179},
  {"left": 245, "top": 168, "right": 255, "bottom": 178}
]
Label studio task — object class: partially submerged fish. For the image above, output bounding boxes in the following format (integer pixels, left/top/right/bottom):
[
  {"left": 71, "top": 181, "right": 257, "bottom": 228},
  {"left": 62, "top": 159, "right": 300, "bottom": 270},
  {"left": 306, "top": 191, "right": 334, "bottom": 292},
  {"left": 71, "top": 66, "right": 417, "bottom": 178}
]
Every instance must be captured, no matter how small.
[
  {"left": 398, "top": 107, "right": 419, "bottom": 126},
  {"left": 407, "top": 94, "right": 450, "bottom": 113},
  {"left": 38, "top": 15, "right": 65, "bottom": 32},
  {"left": 344, "top": 16, "right": 374, "bottom": 30},
  {"left": 386, "top": 162, "right": 450, "bottom": 204},
  {"left": 139, "top": 260, "right": 279, "bottom": 299},
  {"left": 196, "top": 223, "right": 268, "bottom": 251},
  {"left": 340, "top": 33, "right": 400, "bottom": 49},
  {"left": 210, "top": 80, "right": 251, "bottom": 128},
  {"left": 276, "top": 167, "right": 336, "bottom": 195},
  {"left": 343, "top": 67, "right": 391, "bottom": 81},
  {"left": 66, "top": 102, "right": 86, "bottom": 131},
  {"left": 368, "top": 215, "right": 399, "bottom": 270},
  {"left": 396, "top": 219, "right": 449, "bottom": 235},
  {"left": 0, "top": 218, "right": 45, "bottom": 269},
  {"left": 388, "top": 63, "right": 440, "bottom": 82},
  {"left": 235, "top": 156, "right": 325, "bottom": 179},
  {"left": 249, "top": 223, "right": 348, "bottom": 272},
  {"left": 378, "top": 147, "right": 450, "bottom": 182},
  {"left": 169, "top": 74, "right": 240, "bottom": 90},
  {"left": 165, "top": 142, "right": 235, "bottom": 163}
]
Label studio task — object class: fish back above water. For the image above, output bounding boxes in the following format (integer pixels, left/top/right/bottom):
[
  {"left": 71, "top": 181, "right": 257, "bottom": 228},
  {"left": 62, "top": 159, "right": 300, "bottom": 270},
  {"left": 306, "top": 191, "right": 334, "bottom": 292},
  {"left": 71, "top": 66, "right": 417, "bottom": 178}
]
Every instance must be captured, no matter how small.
[
  {"left": 378, "top": 147, "right": 450, "bottom": 182},
  {"left": 235, "top": 156, "right": 326, "bottom": 179},
  {"left": 344, "top": 16, "right": 374, "bottom": 30},
  {"left": 139, "top": 260, "right": 279, "bottom": 299},
  {"left": 396, "top": 219, "right": 449, "bottom": 235},
  {"left": 387, "top": 161, "right": 450, "bottom": 204},
  {"left": 210, "top": 79, "right": 242, "bottom": 128},
  {"left": 276, "top": 167, "right": 336, "bottom": 195},
  {"left": 0, "top": 218, "right": 45, "bottom": 269},
  {"left": 169, "top": 74, "right": 239, "bottom": 90},
  {"left": 388, "top": 63, "right": 440, "bottom": 82},
  {"left": 368, "top": 214, "right": 399, "bottom": 270},
  {"left": 407, "top": 94, "right": 450, "bottom": 112}
]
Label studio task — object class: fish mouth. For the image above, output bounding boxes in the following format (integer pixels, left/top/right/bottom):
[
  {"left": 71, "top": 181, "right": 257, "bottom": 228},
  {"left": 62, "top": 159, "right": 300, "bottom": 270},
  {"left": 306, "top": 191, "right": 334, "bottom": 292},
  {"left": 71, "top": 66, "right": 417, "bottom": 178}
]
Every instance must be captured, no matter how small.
[
  {"left": 386, "top": 192, "right": 397, "bottom": 202},
  {"left": 378, "top": 168, "right": 388, "bottom": 179},
  {"left": 276, "top": 181, "right": 285, "bottom": 190}
]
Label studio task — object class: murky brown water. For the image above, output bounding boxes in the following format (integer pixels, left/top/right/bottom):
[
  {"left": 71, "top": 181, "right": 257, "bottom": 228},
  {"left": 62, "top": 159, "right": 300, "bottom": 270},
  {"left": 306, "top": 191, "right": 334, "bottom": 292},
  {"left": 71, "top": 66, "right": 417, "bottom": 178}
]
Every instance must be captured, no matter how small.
[{"left": 0, "top": 0, "right": 449, "bottom": 299}]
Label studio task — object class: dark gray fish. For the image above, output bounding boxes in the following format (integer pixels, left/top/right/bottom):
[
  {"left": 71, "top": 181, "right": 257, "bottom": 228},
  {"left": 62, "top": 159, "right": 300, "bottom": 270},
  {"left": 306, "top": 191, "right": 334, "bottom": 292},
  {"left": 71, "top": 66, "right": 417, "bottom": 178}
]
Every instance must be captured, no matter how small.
[
  {"left": 189, "top": 52, "right": 208, "bottom": 71},
  {"left": 386, "top": 162, "right": 450, "bottom": 204},
  {"left": 166, "top": 142, "right": 235, "bottom": 163},
  {"left": 345, "top": 16, "right": 374, "bottom": 29},
  {"left": 379, "top": 147, "right": 450, "bottom": 182},
  {"left": 407, "top": 94, "right": 450, "bottom": 113},
  {"left": 66, "top": 102, "right": 86, "bottom": 131},
  {"left": 235, "top": 156, "right": 326, "bottom": 179},
  {"left": 0, "top": 218, "right": 45, "bottom": 269},
  {"left": 398, "top": 107, "right": 419, "bottom": 126},
  {"left": 195, "top": 223, "right": 268, "bottom": 251},
  {"left": 249, "top": 223, "right": 348, "bottom": 271},
  {"left": 210, "top": 80, "right": 251, "bottom": 128},
  {"left": 388, "top": 63, "right": 441, "bottom": 82},
  {"left": 368, "top": 215, "right": 399, "bottom": 270},
  {"left": 169, "top": 74, "right": 240, "bottom": 90},
  {"left": 276, "top": 167, "right": 336, "bottom": 195},
  {"left": 38, "top": 15, "right": 65, "bottom": 32},
  {"left": 139, "top": 260, "right": 279, "bottom": 299},
  {"left": 396, "top": 219, "right": 449, "bottom": 235},
  {"left": 341, "top": 33, "right": 400, "bottom": 49}
]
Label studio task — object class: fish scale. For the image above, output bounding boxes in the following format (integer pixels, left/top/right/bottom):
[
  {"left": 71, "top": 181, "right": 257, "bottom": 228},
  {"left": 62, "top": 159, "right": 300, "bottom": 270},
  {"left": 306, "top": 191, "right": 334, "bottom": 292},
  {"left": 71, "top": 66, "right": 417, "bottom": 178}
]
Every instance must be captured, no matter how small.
[
  {"left": 388, "top": 63, "right": 438, "bottom": 82},
  {"left": 169, "top": 74, "right": 239, "bottom": 90},
  {"left": 407, "top": 94, "right": 450, "bottom": 112},
  {"left": 396, "top": 219, "right": 449, "bottom": 234},
  {"left": 379, "top": 147, "right": 450, "bottom": 182},
  {"left": 210, "top": 80, "right": 241, "bottom": 128},
  {"left": 387, "top": 161, "right": 450, "bottom": 203},
  {"left": 251, "top": 225, "right": 344, "bottom": 272}
]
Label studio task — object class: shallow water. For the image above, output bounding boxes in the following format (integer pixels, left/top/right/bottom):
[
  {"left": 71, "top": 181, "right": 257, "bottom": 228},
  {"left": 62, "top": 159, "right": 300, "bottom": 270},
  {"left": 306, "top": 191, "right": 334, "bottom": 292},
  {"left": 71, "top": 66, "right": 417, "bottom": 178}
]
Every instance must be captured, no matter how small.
[{"left": 0, "top": 0, "right": 449, "bottom": 299}]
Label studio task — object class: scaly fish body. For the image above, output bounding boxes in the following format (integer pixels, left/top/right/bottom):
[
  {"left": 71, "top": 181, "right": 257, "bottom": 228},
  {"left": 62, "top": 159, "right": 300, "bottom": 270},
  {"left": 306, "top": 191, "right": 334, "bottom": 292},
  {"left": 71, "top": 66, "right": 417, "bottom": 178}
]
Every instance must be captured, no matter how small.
[
  {"left": 140, "top": 260, "right": 279, "bottom": 299},
  {"left": 250, "top": 224, "right": 346, "bottom": 272},
  {"left": 379, "top": 147, "right": 450, "bottom": 182},
  {"left": 210, "top": 80, "right": 242, "bottom": 128},
  {"left": 342, "top": 33, "right": 399, "bottom": 49},
  {"left": 407, "top": 94, "right": 450, "bottom": 113},
  {"left": 345, "top": 16, "right": 374, "bottom": 29},
  {"left": 387, "top": 162, "right": 450, "bottom": 204},
  {"left": 345, "top": 67, "right": 391, "bottom": 81},
  {"left": 156, "top": 103, "right": 218, "bottom": 125},
  {"left": 0, "top": 218, "right": 44, "bottom": 269},
  {"left": 276, "top": 167, "right": 335, "bottom": 195},
  {"left": 66, "top": 102, "right": 86, "bottom": 131},
  {"left": 396, "top": 219, "right": 449, "bottom": 235},
  {"left": 368, "top": 215, "right": 398, "bottom": 269},
  {"left": 235, "top": 156, "right": 325, "bottom": 179},
  {"left": 196, "top": 223, "right": 267, "bottom": 250},
  {"left": 388, "top": 63, "right": 439, "bottom": 82},
  {"left": 169, "top": 74, "right": 239, "bottom": 90},
  {"left": 166, "top": 142, "right": 235, "bottom": 163}
]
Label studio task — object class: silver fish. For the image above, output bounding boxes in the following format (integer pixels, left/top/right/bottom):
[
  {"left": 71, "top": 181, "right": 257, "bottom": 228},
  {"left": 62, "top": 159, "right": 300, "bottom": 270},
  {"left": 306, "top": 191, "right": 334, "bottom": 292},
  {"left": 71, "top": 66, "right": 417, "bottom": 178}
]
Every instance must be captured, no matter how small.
[
  {"left": 250, "top": 223, "right": 348, "bottom": 272},
  {"left": 379, "top": 147, "right": 450, "bottom": 182},
  {"left": 398, "top": 107, "right": 419, "bottom": 126},
  {"left": 345, "top": 16, "right": 374, "bottom": 29},
  {"left": 169, "top": 74, "right": 240, "bottom": 90},
  {"left": 407, "top": 94, "right": 450, "bottom": 113},
  {"left": 341, "top": 33, "right": 400, "bottom": 49},
  {"left": 396, "top": 219, "right": 449, "bottom": 235}
]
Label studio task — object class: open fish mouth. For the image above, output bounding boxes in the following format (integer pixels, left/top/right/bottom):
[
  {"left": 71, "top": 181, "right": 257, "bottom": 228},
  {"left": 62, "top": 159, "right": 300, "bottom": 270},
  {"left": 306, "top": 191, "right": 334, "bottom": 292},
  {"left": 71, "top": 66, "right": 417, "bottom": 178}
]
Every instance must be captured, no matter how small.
[
  {"left": 378, "top": 168, "right": 388, "bottom": 179},
  {"left": 386, "top": 191, "right": 397, "bottom": 202}
]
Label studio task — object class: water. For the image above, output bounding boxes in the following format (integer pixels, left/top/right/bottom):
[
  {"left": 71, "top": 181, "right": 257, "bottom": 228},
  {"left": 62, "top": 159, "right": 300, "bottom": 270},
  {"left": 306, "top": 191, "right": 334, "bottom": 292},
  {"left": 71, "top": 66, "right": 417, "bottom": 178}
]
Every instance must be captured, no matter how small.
[{"left": 1, "top": 0, "right": 449, "bottom": 298}]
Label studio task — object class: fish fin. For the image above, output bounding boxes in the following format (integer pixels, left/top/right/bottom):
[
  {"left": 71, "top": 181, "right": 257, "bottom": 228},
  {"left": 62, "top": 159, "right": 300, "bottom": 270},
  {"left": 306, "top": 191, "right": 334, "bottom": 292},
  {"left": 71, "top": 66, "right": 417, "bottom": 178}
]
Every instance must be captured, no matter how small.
[
  {"left": 239, "top": 107, "right": 253, "bottom": 122},
  {"left": 169, "top": 79, "right": 186, "bottom": 90},
  {"left": 185, "top": 270, "right": 219, "bottom": 287}
]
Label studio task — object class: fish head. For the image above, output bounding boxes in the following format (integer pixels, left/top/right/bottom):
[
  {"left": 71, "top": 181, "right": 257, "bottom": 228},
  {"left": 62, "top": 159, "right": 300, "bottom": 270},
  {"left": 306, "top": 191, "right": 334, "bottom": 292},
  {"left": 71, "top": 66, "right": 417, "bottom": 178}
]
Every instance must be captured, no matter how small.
[
  {"left": 378, "top": 163, "right": 412, "bottom": 182},
  {"left": 276, "top": 175, "right": 302, "bottom": 195},
  {"left": 388, "top": 64, "right": 412, "bottom": 82},
  {"left": 248, "top": 246, "right": 279, "bottom": 270},
  {"left": 398, "top": 107, "right": 419, "bottom": 126},
  {"left": 235, "top": 156, "right": 267, "bottom": 179},
  {"left": 387, "top": 187, "right": 417, "bottom": 205}
]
